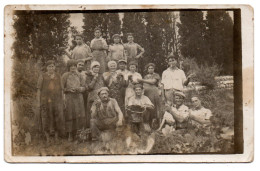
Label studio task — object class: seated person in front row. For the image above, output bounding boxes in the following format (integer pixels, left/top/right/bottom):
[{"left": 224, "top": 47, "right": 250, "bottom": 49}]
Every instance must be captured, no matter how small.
[
  {"left": 157, "top": 91, "right": 189, "bottom": 132},
  {"left": 126, "top": 83, "right": 154, "bottom": 133},
  {"left": 189, "top": 96, "right": 212, "bottom": 128},
  {"left": 90, "top": 87, "right": 123, "bottom": 141}
]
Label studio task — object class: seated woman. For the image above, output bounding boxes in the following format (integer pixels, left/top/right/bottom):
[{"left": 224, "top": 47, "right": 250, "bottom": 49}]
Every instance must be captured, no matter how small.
[
  {"left": 103, "top": 61, "right": 126, "bottom": 114},
  {"left": 126, "top": 84, "right": 154, "bottom": 135},
  {"left": 137, "top": 63, "right": 161, "bottom": 129}
]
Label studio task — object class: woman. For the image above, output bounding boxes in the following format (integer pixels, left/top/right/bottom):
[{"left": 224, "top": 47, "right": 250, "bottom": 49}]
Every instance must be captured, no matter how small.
[
  {"left": 85, "top": 61, "right": 105, "bottom": 127},
  {"left": 61, "top": 59, "right": 86, "bottom": 142},
  {"left": 107, "top": 34, "right": 126, "bottom": 62},
  {"left": 103, "top": 60, "right": 126, "bottom": 113},
  {"left": 37, "top": 60, "right": 65, "bottom": 144},
  {"left": 125, "top": 61, "right": 142, "bottom": 106},
  {"left": 138, "top": 63, "right": 161, "bottom": 128},
  {"left": 90, "top": 28, "right": 108, "bottom": 74}
]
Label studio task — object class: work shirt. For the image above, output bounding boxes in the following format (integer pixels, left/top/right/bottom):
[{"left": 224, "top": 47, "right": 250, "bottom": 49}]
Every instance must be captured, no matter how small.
[{"left": 161, "top": 68, "right": 187, "bottom": 90}]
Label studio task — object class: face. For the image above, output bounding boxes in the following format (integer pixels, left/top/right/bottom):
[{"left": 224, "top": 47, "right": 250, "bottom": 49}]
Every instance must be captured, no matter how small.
[
  {"left": 99, "top": 90, "right": 109, "bottom": 101},
  {"left": 168, "top": 58, "right": 177, "bottom": 68},
  {"left": 127, "top": 36, "right": 134, "bottom": 42},
  {"left": 109, "top": 63, "right": 117, "bottom": 72},
  {"left": 113, "top": 37, "right": 120, "bottom": 44},
  {"left": 70, "top": 65, "right": 77, "bottom": 72},
  {"left": 119, "top": 62, "right": 126, "bottom": 70},
  {"left": 129, "top": 65, "right": 136, "bottom": 72},
  {"left": 77, "top": 62, "right": 84, "bottom": 71},
  {"left": 92, "top": 65, "right": 100, "bottom": 73},
  {"left": 75, "top": 36, "right": 83, "bottom": 45},
  {"left": 175, "top": 95, "right": 184, "bottom": 106},
  {"left": 47, "top": 64, "right": 55, "bottom": 73},
  {"left": 134, "top": 87, "right": 143, "bottom": 96},
  {"left": 191, "top": 97, "right": 201, "bottom": 108},
  {"left": 94, "top": 30, "right": 102, "bottom": 38},
  {"left": 147, "top": 66, "right": 154, "bottom": 74}
]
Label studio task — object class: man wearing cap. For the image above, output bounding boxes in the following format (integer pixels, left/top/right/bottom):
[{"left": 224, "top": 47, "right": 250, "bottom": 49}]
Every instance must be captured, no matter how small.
[
  {"left": 107, "top": 34, "right": 126, "bottom": 62},
  {"left": 157, "top": 91, "right": 189, "bottom": 132},
  {"left": 116, "top": 59, "right": 130, "bottom": 81},
  {"left": 90, "top": 87, "right": 123, "bottom": 141}
]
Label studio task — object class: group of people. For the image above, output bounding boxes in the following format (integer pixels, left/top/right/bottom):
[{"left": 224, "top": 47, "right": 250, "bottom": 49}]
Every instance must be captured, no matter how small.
[{"left": 36, "top": 28, "right": 212, "bottom": 144}]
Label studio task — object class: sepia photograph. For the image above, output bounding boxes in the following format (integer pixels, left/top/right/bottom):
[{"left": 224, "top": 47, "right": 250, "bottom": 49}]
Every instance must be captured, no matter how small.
[{"left": 4, "top": 5, "right": 253, "bottom": 163}]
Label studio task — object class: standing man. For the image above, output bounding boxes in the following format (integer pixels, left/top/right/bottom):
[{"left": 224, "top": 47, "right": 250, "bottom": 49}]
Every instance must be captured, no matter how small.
[{"left": 90, "top": 87, "right": 123, "bottom": 141}]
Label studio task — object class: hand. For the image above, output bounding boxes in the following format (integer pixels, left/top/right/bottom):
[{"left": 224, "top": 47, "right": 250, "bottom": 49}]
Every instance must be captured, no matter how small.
[{"left": 187, "top": 73, "right": 195, "bottom": 79}]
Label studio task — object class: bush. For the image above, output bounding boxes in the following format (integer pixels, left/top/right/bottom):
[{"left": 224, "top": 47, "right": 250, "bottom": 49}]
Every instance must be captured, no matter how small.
[{"left": 182, "top": 58, "right": 222, "bottom": 89}]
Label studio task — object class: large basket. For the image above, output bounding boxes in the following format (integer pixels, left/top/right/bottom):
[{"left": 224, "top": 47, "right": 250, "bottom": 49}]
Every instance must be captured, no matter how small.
[{"left": 126, "top": 105, "right": 146, "bottom": 123}]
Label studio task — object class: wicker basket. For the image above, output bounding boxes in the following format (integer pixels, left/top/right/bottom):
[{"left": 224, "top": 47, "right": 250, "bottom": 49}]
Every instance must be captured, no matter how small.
[{"left": 126, "top": 105, "right": 146, "bottom": 123}]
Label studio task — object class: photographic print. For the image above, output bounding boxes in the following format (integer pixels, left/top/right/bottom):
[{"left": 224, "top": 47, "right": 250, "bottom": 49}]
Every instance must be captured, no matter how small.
[{"left": 4, "top": 5, "right": 253, "bottom": 163}]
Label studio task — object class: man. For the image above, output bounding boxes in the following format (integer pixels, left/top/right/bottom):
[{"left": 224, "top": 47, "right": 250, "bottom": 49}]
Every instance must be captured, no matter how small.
[
  {"left": 157, "top": 91, "right": 189, "bottom": 132},
  {"left": 126, "top": 84, "right": 154, "bottom": 134},
  {"left": 161, "top": 55, "right": 193, "bottom": 105},
  {"left": 189, "top": 97, "right": 212, "bottom": 127},
  {"left": 90, "top": 87, "right": 123, "bottom": 141}
]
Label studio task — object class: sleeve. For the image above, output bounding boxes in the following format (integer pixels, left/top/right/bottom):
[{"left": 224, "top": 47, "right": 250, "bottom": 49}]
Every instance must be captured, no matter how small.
[
  {"left": 171, "top": 106, "right": 189, "bottom": 122},
  {"left": 85, "top": 45, "right": 92, "bottom": 57},
  {"left": 181, "top": 70, "right": 187, "bottom": 85},
  {"left": 61, "top": 73, "right": 68, "bottom": 91},
  {"left": 36, "top": 74, "right": 43, "bottom": 90},
  {"left": 204, "top": 109, "right": 213, "bottom": 120},
  {"left": 161, "top": 71, "right": 167, "bottom": 86},
  {"left": 144, "top": 96, "right": 154, "bottom": 108},
  {"left": 90, "top": 39, "right": 94, "bottom": 49},
  {"left": 102, "top": 38, "right": 108, "bottom": 47},
  {"left": 90, "top": 102, "right": 97, "bottom": 119}
]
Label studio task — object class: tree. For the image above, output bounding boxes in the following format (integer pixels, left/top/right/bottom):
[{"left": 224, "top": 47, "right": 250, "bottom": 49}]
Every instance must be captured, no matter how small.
[
  {"left": 206, "top": 11, "right": 234, "bottom": 75},
  {"left": 82, "top": 13, "right": 121, "bottom": 44},
  {"left": 177, "top": 11, "right": 209, "bottom": 65},
  {"left": 12, "top": 11, "right": 70, "bottom": 98}
]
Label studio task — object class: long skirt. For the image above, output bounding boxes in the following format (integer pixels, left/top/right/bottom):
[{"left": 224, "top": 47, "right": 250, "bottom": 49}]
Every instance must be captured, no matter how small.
[{"left": 64, "top": 93, "right": 86, "bottom": 133}]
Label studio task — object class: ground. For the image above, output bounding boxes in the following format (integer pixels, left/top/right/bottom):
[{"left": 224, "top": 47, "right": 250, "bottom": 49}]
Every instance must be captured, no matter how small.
[{"left": 12, "top": 89, "right": 234, "bottom": 156}]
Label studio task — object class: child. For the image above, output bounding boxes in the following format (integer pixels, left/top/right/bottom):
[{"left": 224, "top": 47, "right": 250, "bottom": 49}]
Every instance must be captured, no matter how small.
[
  {"left": 37, "top": 60, "right": 65, "bottom": 144},
  {"left": 61, "top": 59, "right": 86, "bottom": 142},
  {"left": 90, "top": 28, "right": 108, "bottom": 73},
  {"left": 161, "top": 55, "right": 193, "bottom": 105},
  {"left": 107, "top": 34, "right": 126, "bottom": 62},
  {"left": 124, "top": 33, "right": 145, "bottom": 64},
  {"left": 71, "top": 34, "right": 93, "bottom": 71}
]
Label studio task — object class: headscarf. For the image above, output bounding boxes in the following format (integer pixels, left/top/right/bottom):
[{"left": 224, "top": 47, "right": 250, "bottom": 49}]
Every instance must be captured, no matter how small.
[
  {"left": 67, "top": 59, "right": 77, "bottom": 70},
  {"left": 112, "top": 34, "right": 121, "bottom": 40},
  {"left": 45, "top": 60, "right": 55, "bottom": 68},
  {"left": 107, "top": 60, "right": 117, "bottom": 69},
  {"left": 145, "top": 63, "right": 155, "bottom": 71},
  {"left": 90, "top": 61, "right": 100, "bottom": 70}
]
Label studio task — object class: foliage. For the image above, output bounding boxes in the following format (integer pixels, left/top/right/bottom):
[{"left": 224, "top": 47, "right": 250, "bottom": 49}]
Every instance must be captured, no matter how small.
[
  {"left": 151, "top": 89, "right": 234, "bottom": 154},
  {"left": 82, "top": 13, "right": 121, "bottom": 43},
  {"left": 182, "top": 57, "right": 222, "bottom": 89},
  {"left": 206, "top": 11, "right": 234, "bottom": 75}
]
